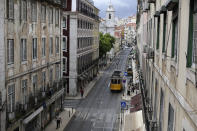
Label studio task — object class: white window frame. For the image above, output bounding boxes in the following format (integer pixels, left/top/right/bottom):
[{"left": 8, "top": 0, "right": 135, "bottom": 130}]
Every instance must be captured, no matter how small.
[
  {"left": 62, "top": 36, "right": 67, "bottom": 51},
  {"left": 7, "top": 0, "right": 14, "bottom": 19},
  {"left": 62, "top": 16, "right": 67, "bottom": 29},
  {"left": 21, "top": 38, "right": 27, "bottom": 62},
  {"left": 62, "top": 57, "right": 67, "bottom": 73},
  {"left": 55, "top": 9, "right": 59, "bottom": 26},
  {"left": 42, "top": 37, "right": 46, "bottom": 57},
  {"left": 7, "top": 84, "right": 15, "bottom": 112},
  {"left": 7, "top": 39, "right": 14, "bottom": 64}
]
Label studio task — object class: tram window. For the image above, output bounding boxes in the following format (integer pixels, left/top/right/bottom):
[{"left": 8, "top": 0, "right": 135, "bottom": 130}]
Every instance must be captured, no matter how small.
[{"left": 118, "top": 79, "right": 120, "bottom": 84}]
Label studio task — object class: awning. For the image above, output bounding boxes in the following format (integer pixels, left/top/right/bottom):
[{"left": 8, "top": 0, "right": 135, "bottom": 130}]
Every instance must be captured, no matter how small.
[
  {"left": 46, "top": 88, "right": 64, "bottom": 106},
  {"left": 165, "top": 0, "right": 179, "bottom": 11},
  {"left": 23, "top": 106, "right": 43, "bottom": 124}
]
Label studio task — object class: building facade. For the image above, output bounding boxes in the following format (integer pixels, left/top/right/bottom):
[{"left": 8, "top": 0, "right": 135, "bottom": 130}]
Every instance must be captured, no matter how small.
[
  {"left": 5, "top": 0, "right": 64, "bottom": 130},
  {"left": 137, "top": 0, "right": 197, "bottom": 131},
  {"left": 67, "top": 0, "right": 100, "bottom": 96}
]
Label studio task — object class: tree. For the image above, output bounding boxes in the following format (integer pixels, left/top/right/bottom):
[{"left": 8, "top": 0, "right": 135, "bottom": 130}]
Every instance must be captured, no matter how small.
[{"left": 99, "top": 32, "right": 115, "bottom": 58}]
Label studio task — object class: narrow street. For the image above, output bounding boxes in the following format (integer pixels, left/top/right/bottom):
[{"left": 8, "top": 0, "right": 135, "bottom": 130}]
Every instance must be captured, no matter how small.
[{"left": 64, "top": 50, "right": 130, "bottom": 131}]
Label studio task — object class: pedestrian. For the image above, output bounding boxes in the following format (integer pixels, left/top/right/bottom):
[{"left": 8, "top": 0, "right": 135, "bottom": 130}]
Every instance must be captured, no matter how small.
[
  {"left": 80, "top": 88, "right": 84, "bottom": 98},
  {"left": 56, "top": 116, "right": 58, "bottom": 129}
]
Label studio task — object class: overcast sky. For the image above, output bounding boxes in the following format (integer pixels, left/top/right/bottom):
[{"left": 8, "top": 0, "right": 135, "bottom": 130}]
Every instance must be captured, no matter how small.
[{"left": 94, "top": 0, "right": 137, "bottom": 18}]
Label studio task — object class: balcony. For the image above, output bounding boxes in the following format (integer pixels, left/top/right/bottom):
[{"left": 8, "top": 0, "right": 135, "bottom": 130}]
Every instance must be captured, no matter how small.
[
  {"left": 7, "top": 81, "right": 64, "bottom": 125},
  {"left": 41, "top": 0, "right": 61, "bottom": 6},
  {"left": 79, "top": 8, "right": 99, "bottom": 21}
]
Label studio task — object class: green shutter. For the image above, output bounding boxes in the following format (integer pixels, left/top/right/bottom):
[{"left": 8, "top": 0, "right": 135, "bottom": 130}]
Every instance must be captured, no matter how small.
[
  {"left": 187, "top": 0, "right": 194, "bottom": 67},
  {"left": 157, "top": 17, "right": 160, "bottom": 50},
  {"left": 163, "top": 13, "right": 166, "bottom": 52}
]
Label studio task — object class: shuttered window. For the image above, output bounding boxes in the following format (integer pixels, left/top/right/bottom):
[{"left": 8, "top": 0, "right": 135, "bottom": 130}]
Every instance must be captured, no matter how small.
[
  {"left": 42, "top": 71, "right": 46, "bottom": 91},
  {"left": 56, "top": 37, "right": 59, "bottom": 54},
  {"left": 42, "top": 38, "right": 46, "bottom": 57},
  {"left": 31, "top": 2, "right": 37, "bottom": 22},
  {"left": 55, "top": 9, "right": 59, "bottom": 26},
  {"left": 8, "top": 84, "right": 15, "bottom": 112},
  {"left": 63, "top": 57, "right": 67, "bottom": 73},
  {"left": 32, "top": 38, "right": 37, "bottom": 59},
  {"left": 62, "top": 37, "right": 67, "bottom": 51},
  {"left": 193, "top": 13, "right": 197, "bottom": 64},
  {"left": 41, "top": 5, "right": 46, "bottom": 23},
  {"left": 167, "top": 104, "right": 174, "bottom": 131},
  {"left": 49, "top": 7, "right": 53, "bottom": 24},
  {"left": 7, "top": 39, "right": 14, "bottom": 64},
  {"left": 20, "top": 0, "right": 27, "bottom": 21},
  {"left": 49, "top": 68, "right": 53, "bottom": 85},
  {"left": 21, "top": 39, "right": 27, "bottom": 62},
  {"left": 33, "top": 75, "right": 37, "bottom": 96},
  {"left": 7, "top": 0, "right": 14, "bottom": 19},
  {"left": 171, "top": 6, "right": 178, "bottom": 60},
  {"left": 49, "top": 37, "right": 53, "bottom": 55},
  {"left": 159, "top": 90, "right": 164, "bottom": 131}
]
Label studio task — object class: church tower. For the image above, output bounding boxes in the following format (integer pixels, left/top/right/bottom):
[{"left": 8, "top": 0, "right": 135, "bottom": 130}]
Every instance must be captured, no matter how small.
[{"left": 105, "top": 0, "right": 115, "bottom": 36}]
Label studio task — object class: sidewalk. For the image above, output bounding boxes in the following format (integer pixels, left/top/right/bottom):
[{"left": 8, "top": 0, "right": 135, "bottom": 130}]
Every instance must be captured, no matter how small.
[
  {"left": 45, "top": 108, "right": 76, "bottom": 131},
  {"left": 65, "top": 73, "right": 102, "bottom": 100}
]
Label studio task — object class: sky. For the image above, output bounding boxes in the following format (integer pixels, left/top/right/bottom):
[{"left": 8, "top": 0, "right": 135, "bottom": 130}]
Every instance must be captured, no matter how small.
[{"left": 93, "top": 0, "right": 137, "bottom": 18}]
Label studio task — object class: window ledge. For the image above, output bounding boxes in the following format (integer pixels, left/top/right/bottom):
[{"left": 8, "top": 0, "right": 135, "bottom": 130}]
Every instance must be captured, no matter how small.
[
  {"left": 186, "top": 65, "right": 196, "bottom": 85},
  {"left": 7, "top": 63, "right": 14, "bottom": 68},
  {"left": 21, "top": 61, "right": 28, "bottom": 65}
]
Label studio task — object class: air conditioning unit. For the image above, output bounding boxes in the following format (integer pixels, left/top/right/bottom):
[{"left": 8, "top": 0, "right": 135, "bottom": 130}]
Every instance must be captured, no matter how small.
[{"left": 150, "top": 120, "right": 159, "bottom": 130}]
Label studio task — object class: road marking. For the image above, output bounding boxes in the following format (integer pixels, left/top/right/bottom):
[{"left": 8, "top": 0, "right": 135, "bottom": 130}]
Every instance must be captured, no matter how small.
[{"left": 108, "top": 82, "right": 110, "bottom": 88}]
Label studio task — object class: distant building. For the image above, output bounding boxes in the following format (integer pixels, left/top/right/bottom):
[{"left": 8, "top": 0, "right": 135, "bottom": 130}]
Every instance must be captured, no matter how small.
[
  {"left": 67, "top": 0, "right": 100, "bottom": 96},
  {"left": 99, "top": 2, "right": 116, "bottom": 36}
]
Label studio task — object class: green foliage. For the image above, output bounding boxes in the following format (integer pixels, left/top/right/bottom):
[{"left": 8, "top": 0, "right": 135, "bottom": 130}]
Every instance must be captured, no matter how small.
[{"left": 99, "top": 32, "right": 115, "bottom": 57}]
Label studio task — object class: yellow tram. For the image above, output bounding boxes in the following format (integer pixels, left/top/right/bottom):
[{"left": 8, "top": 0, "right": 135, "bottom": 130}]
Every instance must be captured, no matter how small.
[{"left": 110, "top": 71, "right": 123, "bottom": 91}]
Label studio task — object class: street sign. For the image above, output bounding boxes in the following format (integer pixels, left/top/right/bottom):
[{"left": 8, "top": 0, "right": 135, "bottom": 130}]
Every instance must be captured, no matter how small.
[
  {"left": 123, "top": 79, "right": 126, "bottom": 83},
  {"left": 124, "top": 72, "right": 128, "bottom": 76},
  {"left": 121, "top": 101, "right": 126, "bottom": 109}
]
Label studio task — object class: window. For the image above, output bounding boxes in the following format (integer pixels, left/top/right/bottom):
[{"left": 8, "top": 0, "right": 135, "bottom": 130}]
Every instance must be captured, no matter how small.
[
  {"left": 167, "top": 104, "right": 174, "bottom": 131},
  {"left": 42, "top": 38, "right": 46, "bottom": 57},
  {"left": 163, "top": 13, "right": 167, "bottom": 52},
  {"left": 20, "top": 0, "right": 27, "bottom": 21},
  {"left": 62, "top": 37, "right": 67, "bottom": 51},
  {"left": 156, "top": 17, "right": 160, "bottom": 50},
  {"left": 49, "top": 7, "right": 53, "bottom": 24},
  {"left": 21, "top": 39, "right": 27, "bottom": 62},
  {"left": 62, "top": 17, "right": 67, "bottom": 28},
  {"left": 49, "top": 37, "right": 53, "bottom": 55},
  {"left": 42, "top": 71, "right": 46, "bottom": 91},
  {"left": 56, "top": 65, "right": 60, "bottom": 81},
  {"left": 31, "top": 2, "right": 37, "bottom": 22},
  {"left": 41, "top": 5, "right": 46, "bottom": 23},
  {"left": 63, "top": 58, "right": 67, "bottom": 73},
  {"left": 192, "top": 13, "right": 197, "bottom": 64},
  {"left": 7, "top": 39, "right": 14, "bottom": 64},
  {"left": 171, "top": 6, "right": 178, "bottom": 60},
  {"left": 109, "top": 14, "right": 111, "bottom": 19},
  {"left": 56, "top": 37, "right": 59, "bottom": 54},
  {"left": 154, "top": 79, "right": 158, "bottom": 120},
  {"left": 32, "top": 38, "right": 37, "bottom": 59},
  {"left": 7, "top": 0, "right": 14, "bottom": 19},
  {"left": 159, "top": 90, "right": 164, "bottom": 131},
  {"left": 55, "top": 9, "right": 59, "bottom": 26},
  {"left": 21, "top": 79, "right": 28, "bottom": 105},
  {"left": 8, "top": 84, "right": 15, "bottom": 112},
  {"left": 32, "top": 75, "right": 37, "bottom": 96}
]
